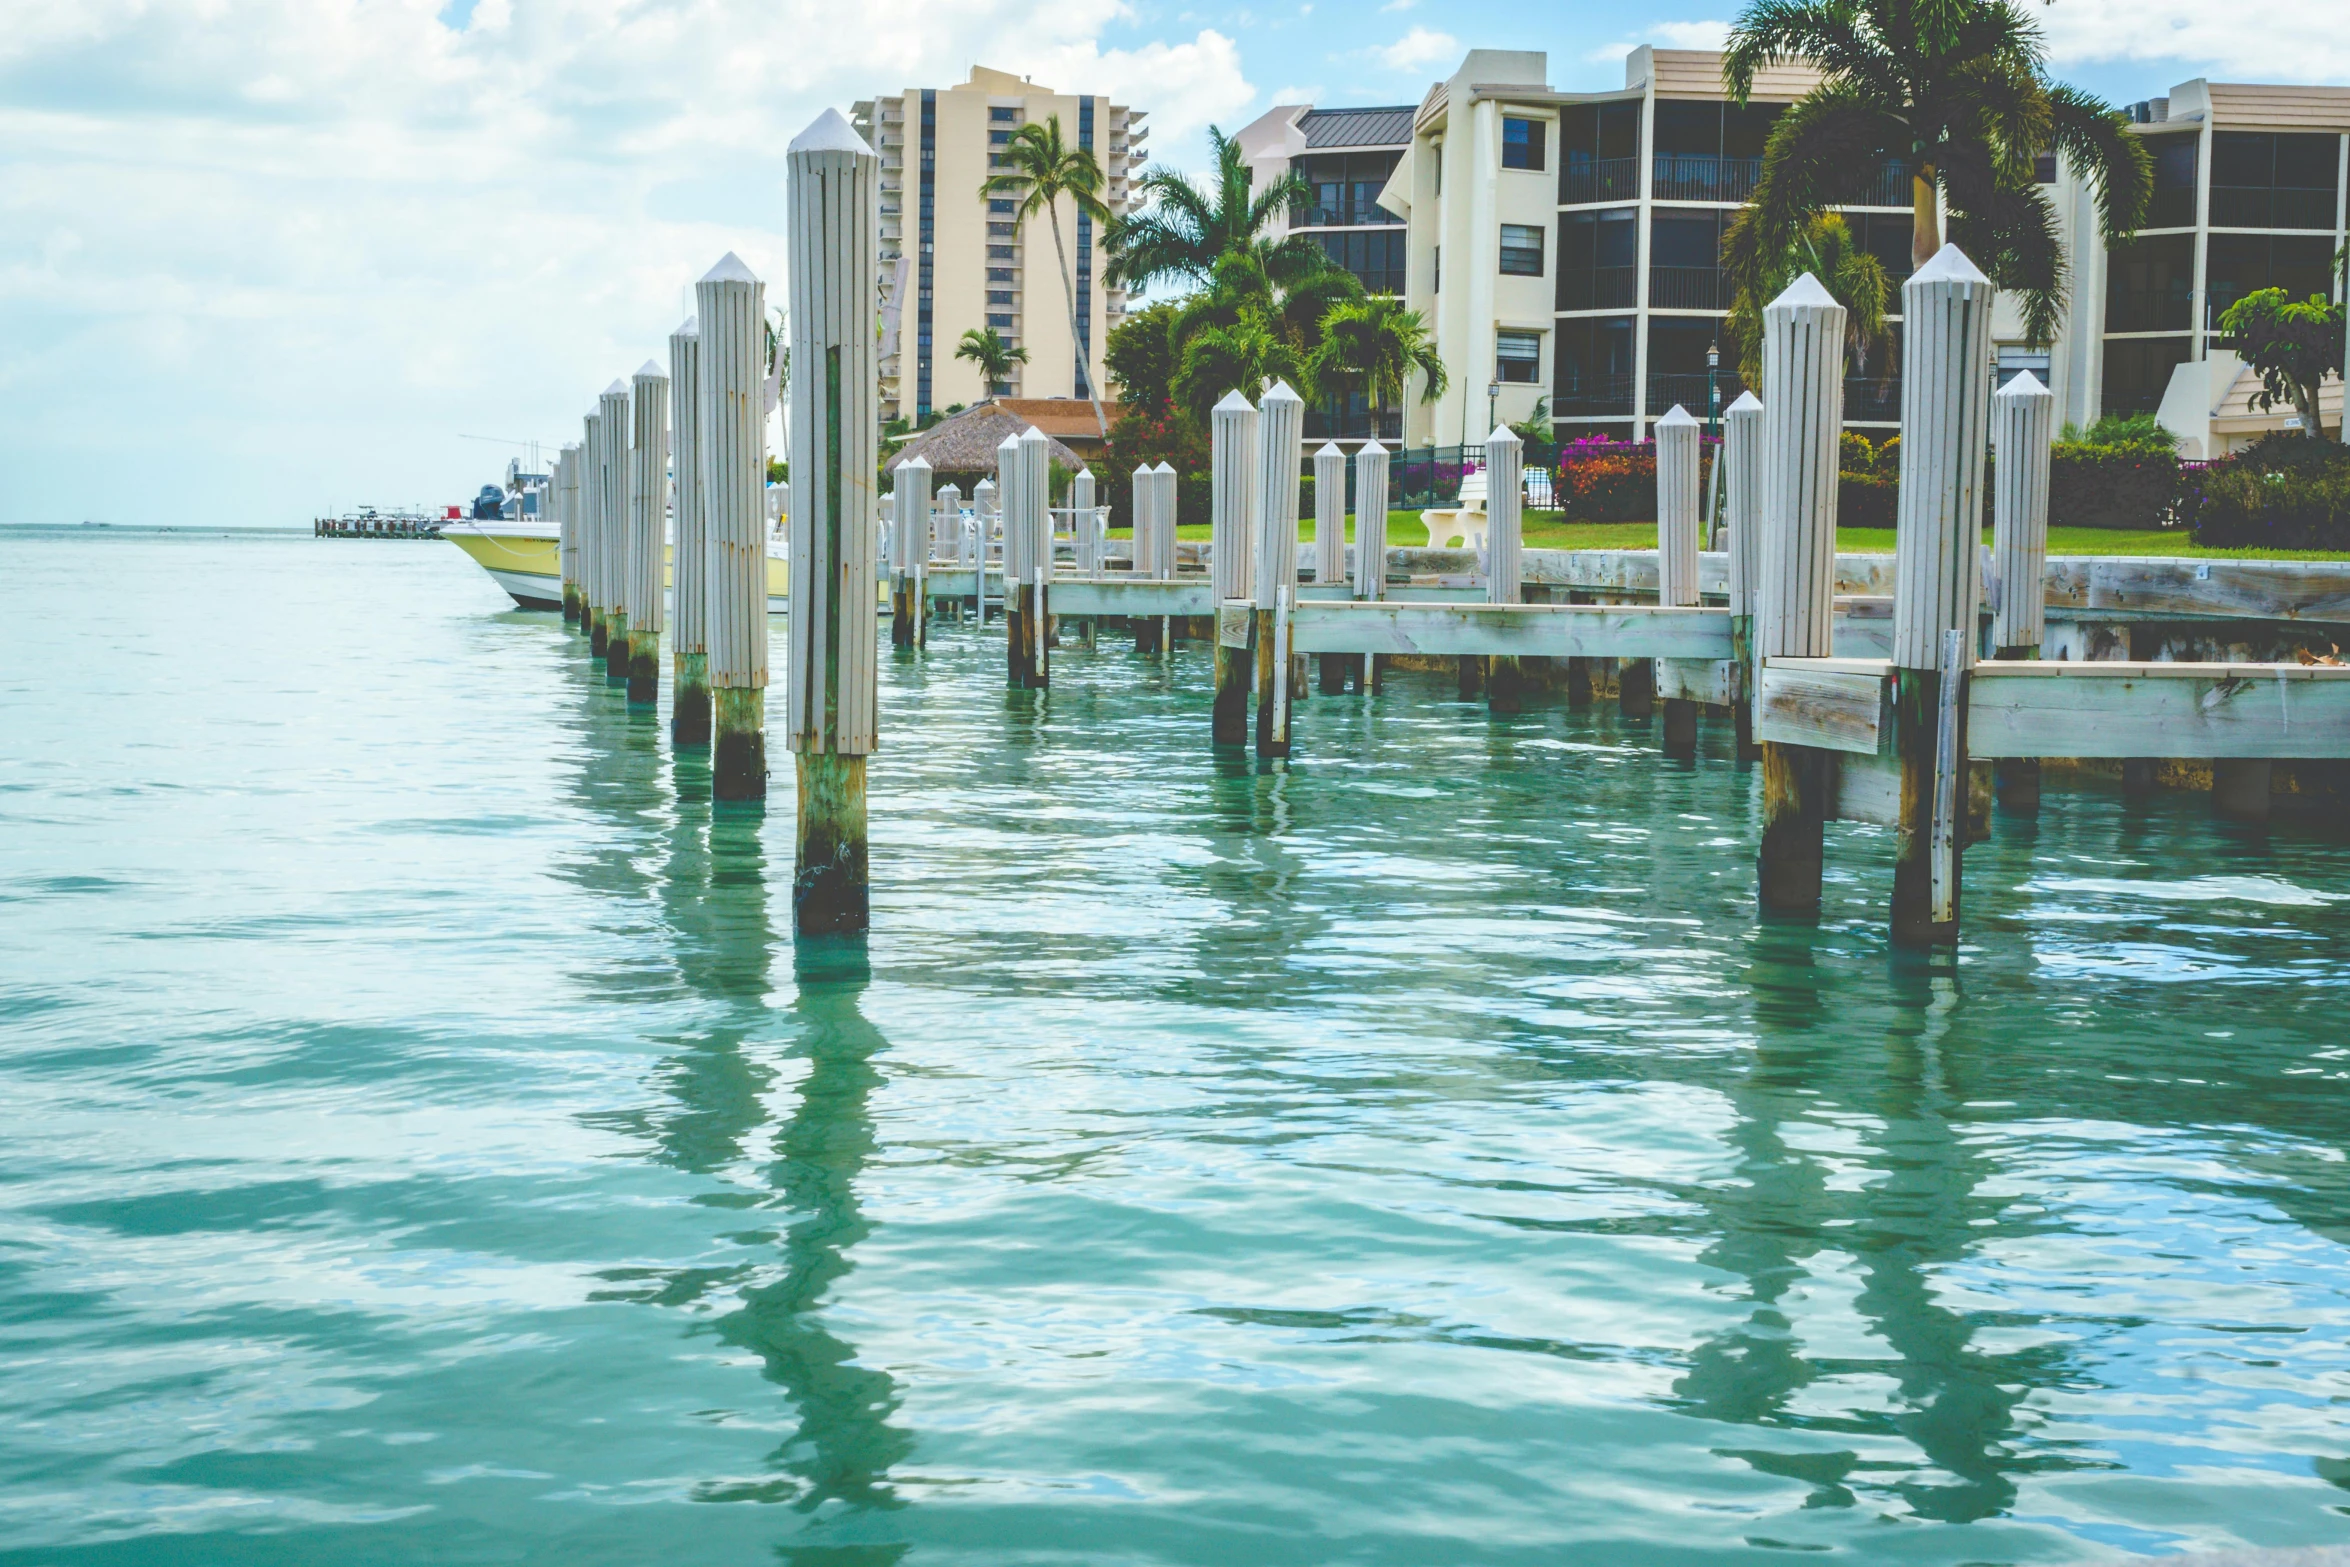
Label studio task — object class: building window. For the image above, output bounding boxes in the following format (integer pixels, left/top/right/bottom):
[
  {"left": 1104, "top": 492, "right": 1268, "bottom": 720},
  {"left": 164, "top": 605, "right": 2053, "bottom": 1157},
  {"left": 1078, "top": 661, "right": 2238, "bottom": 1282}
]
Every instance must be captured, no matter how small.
[
  {"left": 988, "top": 245, "right": 1014, "bottom": 260},
  {"left": 1290, "top": 150, "right": 1405, "bottom": 227},
  {"left": 989, "top": 198, "right": 1015, "bottom": 214},
  {"left": 986, "top": 267, "right": 1013, "bottom": 283},
  {"left": 2034, "top": 150, "right": 2058, "bottom": 184},
  {"left": 2103, "top": 337, "right": 2191, "bottom": 416},
  {"left": 1558, "top": 101, "right": 1641, "bottom": 205},
  {"left": 2145, "top": 132, "right": 2199, "bottom": 228},
  {"left": 2205, "top": 232, "right": 2339, "bottom": 321},
  {"left": 1647, "top": 207, "right": 1728, "bottom": 310},
  {"left": 1499, "top": 224, "right": 1545, "bottom": 276},
  {"left": 987, "top": 314, "right": 1014, "bottom": 329},
  {"left": 2211, "top": 131, "right": 2342, "bottom": 230},
  {"left": 988, "top": 222, "right": 1016, "bottom": 239},
  {"left": 2105, "top": 233, "right": 2194, "bottom": 333},
  {"left": 1557, "top": 209, "right": 1637, "bottom": 310},
  {"left": 989, "top": 129, "right": 1012, "bottom": 146},
  {"left": 987, "top": 290, "right": 1014, "bottom": 306},
  {"left": 1554, "top": 316, "right": 1635, "bottom": 414},
  {"left": 1502, "top": 116, "right": 1545, "bottom": 171},
  {"left": 1496, "top": 330, "right": 1543, "bottom": 383},
  {"left": 990, "top": 107, "right": 1017, "bottom": 123},
  {"left": 1317, "top": 229, "right": 1405, "bottom": 295}
]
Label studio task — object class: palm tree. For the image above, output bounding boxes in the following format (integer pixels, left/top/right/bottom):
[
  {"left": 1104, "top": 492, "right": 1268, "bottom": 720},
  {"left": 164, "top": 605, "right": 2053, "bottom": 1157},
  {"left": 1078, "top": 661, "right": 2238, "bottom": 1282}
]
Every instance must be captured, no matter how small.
[
  {"left": 953, "top": 326, "right": 1026, "bottom": 397},
  {"left": 979, "top": 116, "right": 1114, "bottom": 437},
  {"left": 1306, "top": 295, "right": 1448, "bottom": 437},
  {"left": 1106, "top": 126, "right": 1334, "bottom": 297},
  {"left": 1170, "top": 315, "right": 1308, "bottom": 423},
  {"left": 1721, "top": 212, "right": 1892, "bottom": 385},
  {"left": 1722, "top": 0, "right": 2150, "bottom": 344}
]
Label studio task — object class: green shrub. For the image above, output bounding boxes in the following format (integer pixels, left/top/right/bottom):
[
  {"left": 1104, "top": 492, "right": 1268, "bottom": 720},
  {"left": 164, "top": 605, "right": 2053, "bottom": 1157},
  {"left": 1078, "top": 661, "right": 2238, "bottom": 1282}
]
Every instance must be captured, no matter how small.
[
  {"left": 1838, "top": 472, "right": 1898, "bottom": 528},
  {"left": 2186, "top": 436, "right": 2350, "bottom": 550},
  {"left": 2066, "top": 412, "right": 2179, "bottom": 453},
  {"left": 1556, "top": 453, "right": 1656, "bottom": 522},
  {"left": 2049, "top": 442, "right": 2182, "bottom": 529}
]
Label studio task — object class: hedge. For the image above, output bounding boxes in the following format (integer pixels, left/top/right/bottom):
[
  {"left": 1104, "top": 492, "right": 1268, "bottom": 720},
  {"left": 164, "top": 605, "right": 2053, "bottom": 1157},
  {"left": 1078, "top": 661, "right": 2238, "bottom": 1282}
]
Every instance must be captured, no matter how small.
[
  {"left": 2048, "top": 444, "right": 2182, "bottom": 529},
  {"left": 2185, "top": 435, "right": 2350, "bottom": 550}
]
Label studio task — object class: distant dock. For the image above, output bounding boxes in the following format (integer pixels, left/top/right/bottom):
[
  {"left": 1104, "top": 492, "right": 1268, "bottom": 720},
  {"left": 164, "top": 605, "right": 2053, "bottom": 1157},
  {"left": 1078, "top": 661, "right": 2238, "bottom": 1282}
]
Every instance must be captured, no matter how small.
[{"left": 315, "top": 511, "right": 443, "bottom": 540}]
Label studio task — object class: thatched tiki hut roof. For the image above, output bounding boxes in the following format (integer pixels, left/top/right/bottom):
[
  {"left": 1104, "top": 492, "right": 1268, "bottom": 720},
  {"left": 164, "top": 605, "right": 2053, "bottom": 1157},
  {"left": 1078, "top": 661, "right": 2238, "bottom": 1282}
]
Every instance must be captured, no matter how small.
[{"left": 886, "top": 402, "right": 1087, "bottom": 489}]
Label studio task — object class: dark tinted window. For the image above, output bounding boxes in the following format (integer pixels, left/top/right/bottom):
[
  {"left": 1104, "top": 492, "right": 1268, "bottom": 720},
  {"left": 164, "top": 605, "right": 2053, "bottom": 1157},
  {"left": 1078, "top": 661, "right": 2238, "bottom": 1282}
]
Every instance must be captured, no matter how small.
[
  {"left": 2102, "top": 337, "right": 2191, "bottom": 415},
  {"left": 2105, "top": 233, "right": 2195, "bottom": 332},
  {"left": 1502, "top": 116, "right": 1546, "bottom": 171},
  {"left": 2206, "top": 232, "right": 2340, "bottom": 315}
]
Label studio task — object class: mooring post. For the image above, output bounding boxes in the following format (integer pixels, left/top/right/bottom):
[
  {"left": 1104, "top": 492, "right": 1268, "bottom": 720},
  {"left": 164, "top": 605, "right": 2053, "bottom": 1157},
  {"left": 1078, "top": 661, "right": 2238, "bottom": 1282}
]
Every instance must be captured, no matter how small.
[
  {"left": 1128, "top": 461, "right": 1159, "bottom": 653},
  {"left": 582, "top": 411, "right": 608, "bottom": 655},
  {"left": 1210, "top": 389, "right": 1259, "bottom": 747},
  {"left": 1755, "top": 274, "right": 1847, "bottom": 914},
  {"left": 625, "top": 360, "right": 669, "bottom": 707},
  {"left": 668, "top": 320, "right": 711, "bottom": 742},
  {"left": 598, "top": 379, "right": 633, "bottom": 685},
  {"left": 973, "top": 476, "right": 997, "bottom": 622},
  {"left": 1072, "top": 466, "right": 1096, "bottom": 575},
  {"left": 996, "top": 433, "right": 1028, "bottom": 686},
  {"left": 1353, "top": 439, "right": 1389, "bottom": 693},
  {"left": 1020, "top": 425, "right": 1052, "bottom": 687},
  {"left": 934, "top": 483, "right": 961, "bottom": 621},
  {"left": 697, "top": 251, "right": 770, "bottom": 803},
  {"left": 1656, "top": 404, "right": 1701, "bottom": 758},
  {"left": 1889, "top": 244, "right": 1995, "bottom": 948},
  {"left": 1255, "top": 381, "right": 1304, "bottom": 756},
  {"left": 1723, "top": 391, "right": 1764, "bottom": 761},
  {"left": 1484, "top": 423, "right": 1525, "bottom": 715},
  {"left": 783, "top": 109, "right": 879, "bottom": 934},
  {"left": 1312, "top": 441, "right": 1347, "bottom": 694},
  {"left": 1989, "top": 370, "right": 2052, "bottom": 812},
  {"left": 892, "top": 456, "right": 931, "bottom": 650},
  {"left": 558, "top": 444, "right": 582, "bottom": 624},
  {"left": 1152, "top": 461, "right": 1178, "bottom": 655}
]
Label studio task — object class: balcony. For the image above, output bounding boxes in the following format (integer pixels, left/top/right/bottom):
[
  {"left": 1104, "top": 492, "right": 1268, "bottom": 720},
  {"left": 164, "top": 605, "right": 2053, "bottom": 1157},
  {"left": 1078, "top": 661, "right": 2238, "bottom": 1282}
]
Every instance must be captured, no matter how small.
[
  {"left": 2210, "top": 185, "right": 2340, "bottom": 230},
  {"left": 1652, "top": 154, "right": 1759, "bottom": 204},
  {"left": 2106, "top": 286, "right": 2191, "bottom": 334},
  {"left": 1646, "top": 371, "right": 1743, "bottom": 417},
  {"left": 2146, "top": 186, "right": 2197, "bottom": 229},
  {"left": 1647, "top": 266, "right": 1725, "bottom": 311},
  {"left": 1557, "top": 266, "right": 1637, "bottom": 311},
  {"left": 1554, "top": 374, "right": 1635, "bottom": 416},
  {"left": 1561, "top": 157, "right": 1639, "bottom": 206},
  {"left": 1836, "top": 159, "right": 1912, "bottom": 208},
  {"left": 1298, "top": 203, "right": 1403, "bottom": 228}
]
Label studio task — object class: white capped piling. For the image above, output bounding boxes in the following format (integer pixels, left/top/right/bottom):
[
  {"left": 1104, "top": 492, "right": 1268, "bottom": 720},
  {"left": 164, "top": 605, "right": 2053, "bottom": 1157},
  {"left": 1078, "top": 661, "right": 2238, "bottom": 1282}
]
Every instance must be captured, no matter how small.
[
  {"left": 626, "top": 359, "right": 669, "bottom": 707},
  {"left": 934, "top": 482, "right": 961, "bottom": 567},
  {"left": 1353, "top": 440, "right": 1389, "bottom": 601},
  {"left": 1151, "top": 462, "right": 1178, "bottom": 578},
  {"left": 1889, "top": 243, "right": 1995, "bottom": 948},
  {"left": 1210, "top": 389, "right": 1259, "bottom": 746},
  {"left": 1989, "top": 371, "right": 2053, "bottom": 810},
  {"left": 1313, "top": 442, "right": 1346, "bottom": 585},
  {"left": 1656, "top": 404, "right": 1702, "bottom": 756},
  {"left": 1129, "top": 461, "right": 1155, "bottom": 570},
  {"left": 697, "top": 251, "right": 770, "bottom": 803},
  {"left": 1072, "top": 467, "right": 1097, "bottom": 576},
  {"left": 582, "top": 411, "right": 607, "bottom": 655},
  {"left": 598, "top": 379, "right": 632, "bottom": 685},
  {"left": 557, "top": 445, "right": 582, "bottom": 625},
  {"left": 1017, "top": 424, "right": 1052, "bottom": 687},
  {"left": 973, "top": 476, "right": 997, "bottom": 615},
  {"left": 669, "top": 320, "right": 709, "bottom": 743},
  {"left": 1255, "top": 380, "right": 1304, "bottom": 757},
  {"left": 997, "top": 432, "right": 1027, "bottom": 684},
  {"left": 1754, "top": 274, "right": 1846, "bottom": 912},
  {"left": 783, "top": 108, "right": 879, "bottom": 934},
  {"left": 1482, "top": 424, "right": 1527, "bottom": 713},
  {"left": 1722, "top": 390, "right": 1765, "bottom": 758},
  {"left": 892, "top": 456, "right": 931, "bottom": 648}
]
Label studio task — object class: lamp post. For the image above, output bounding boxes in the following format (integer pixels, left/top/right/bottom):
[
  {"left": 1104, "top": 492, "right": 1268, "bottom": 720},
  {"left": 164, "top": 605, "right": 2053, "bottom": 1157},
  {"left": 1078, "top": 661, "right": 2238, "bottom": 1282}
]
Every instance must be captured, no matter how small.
[
  {"left": 1487, "top": 380, "right": 1501, "bottom": 439},
  {"left": 1706, "top": 341, "right": 1720, "bottom": 440},
  {"left": 1704, "top": 341, "right": 1723, "bottom": 546}
]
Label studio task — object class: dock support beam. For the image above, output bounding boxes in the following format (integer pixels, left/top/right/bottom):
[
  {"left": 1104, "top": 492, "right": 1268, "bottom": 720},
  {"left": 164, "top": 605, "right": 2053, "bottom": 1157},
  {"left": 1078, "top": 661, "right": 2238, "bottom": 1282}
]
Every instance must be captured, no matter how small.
[
  {"left": 1889, "top": 244, "right": 1994, "bottom": 948},
  {"left": 1754, "top": 273, "right": 1846, "bottom": 914},
  {"left": 1255, "top": 381, "right": 1303, "bottom": 757},
  {"left": 670, "top": 319, "right": 712, "bottom": 744},
  {"left": 783, "top": 109, "right": 879, "bottom": 933},
  {"left": 1484, "top": 422, "right": 1524, "bottom": 714},
  {"left": 626, "top": 359, "right": 669, "bottom": 708},
  {"left": 1989, "top": 371, "right": 2053, "bottom": 812},
  {"left": 1211, "top": 389, "right": 1258, "bottom": 747},
  {"left": 698, "top": 251, "right": 770, "bottom": 803},
  {"left": 1656, "top": 404, "right": 1701, "bottom": 757}
]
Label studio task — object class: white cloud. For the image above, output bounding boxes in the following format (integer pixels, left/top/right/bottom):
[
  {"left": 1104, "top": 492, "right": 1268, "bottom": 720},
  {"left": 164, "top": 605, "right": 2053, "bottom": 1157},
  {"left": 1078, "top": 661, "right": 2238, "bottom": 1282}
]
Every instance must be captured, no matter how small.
[
  {"left": 1379, "top": 0, "right": 1417, "bottom": 11},
  {"left": 1268, "top": 84, "right": 1326, "bottom": 107},
  {"left": 2039, "top": 0, "right": 2350, "bottom": 80},
  {"left": 0, "top": 0, "right": 1251, "bottom": 526},
  {"left": 1376, "top": 26, "right": 1458, "bottom": 73},
  {"left": 1587, "top": 20, "right": 1732, "bottom": 64}
]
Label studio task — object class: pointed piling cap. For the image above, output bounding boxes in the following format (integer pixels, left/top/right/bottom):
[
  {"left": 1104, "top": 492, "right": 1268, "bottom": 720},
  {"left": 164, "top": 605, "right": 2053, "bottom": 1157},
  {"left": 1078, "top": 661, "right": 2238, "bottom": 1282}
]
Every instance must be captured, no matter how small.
[
  {"left": 1357, "top": 438, "right": 1387, "bottom": 455},
  {"left": 700, "top": 251, "right": 759, "bottom": 286},
  {"left": 1152, "top": 460, "right": 1176, "bottom": 474},
  {"left": 1656, "top": 404, "right": 1699, "bottom": 428},
  {"left": 603, "top": 378, "right": 629, "bottom": 397},
  {"left": 672, "top": 315, "right": 699, "bottom": 339},
  {"left": 1996, "top": 369, "right": 2051, "bottom": 399},
  {"left": 1726, "top": 390, "right": 1763, "bottom": 413},
  {"left": 1134, "top": 462, "right": 1155, "bottom": 478},
  {"left": 998, "top": 431, "right": 1023, "bottom": 455},
  {"left": 790, "top": 107, "right": 874, "bottom": 158},
  {"left": 974, "top": 477, "right": 996, "bottom": 491},
  {"left": 1018, "top": 424, "right": 1051, "bottom": 447},
  {"left": 1261, "top": 378, "right": 1302, "bottom": 406},
  {"left": 1213, "top": 388, "right": 1256, "bottom": 414},
  {"left": 634, "top": 359, "right": 665, "bottom": 381},
  {"left": 1910, "top": 241, "right": 1990, "bottom": 288},
  {"left": 1315, "top": 441, "right": 1346, "bottom": 457},
  {"left": 898, "top": 453, "right": 931, "bottom": 471},
  {"left": 1765, "top": 272, "right": 1840, "bottom": 313},
  {"left": 1485, "top": 423, "right": 1521, "bottom": 446}
]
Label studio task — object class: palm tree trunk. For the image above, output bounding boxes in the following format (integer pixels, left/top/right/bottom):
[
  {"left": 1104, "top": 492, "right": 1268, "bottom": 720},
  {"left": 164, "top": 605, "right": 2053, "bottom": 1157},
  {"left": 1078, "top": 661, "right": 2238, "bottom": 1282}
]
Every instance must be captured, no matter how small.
[
  {"left": 1912, "top": 169, "right": 1941, "bottom": 271},
  {"left": 1043, "top": 201, "right": 1109, "bottom": 439}
]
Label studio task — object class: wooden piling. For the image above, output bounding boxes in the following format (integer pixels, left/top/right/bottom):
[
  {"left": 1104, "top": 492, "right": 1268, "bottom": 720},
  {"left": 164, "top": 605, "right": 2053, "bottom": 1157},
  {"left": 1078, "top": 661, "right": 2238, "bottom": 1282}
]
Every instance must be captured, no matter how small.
[
  {"left": 1889, "top": 244, "right": 1994, "bottom": 948},
  {"left": 1313, "top": 441, "right": 1347, "bottom": 695},
  {"left": 1129, "top": 462, "right": 1160, "bottom": 654},
  {"left": 668, "top": 320, "right": 710, "bottom": 743},
  {"left": 1255, "top": 381, "right": 1303, "bottom": 757},
  {"left": 598, "top": 379, "right": 632, "bottom": 685},
  {"left": 1656, "top": 404, "right": 1701, "bottom": 756},
  {"left": 1353, "top": 440, "right": 1389, "bottom": 692},
  {"left": 557, "top": 445, "right": 583, "bottom": 624},
  {"left": 1754, "top": 274, "right": 1846, "bottom": 913},
  {"left": 583, "top": 410, "right": 610, "bottom": 656},
  {"left": 973, "top": 477, "right": 997, "bottom": 621},
  {"left": 891, "top": 457, "right": 931, "bottom": 649},
  {"left": 1484, "top": 423, "right": 1524, "bottom": 714},
  {"left": 626, "top": 360, "right": 669, "bottom": 707},
  {"left": 1071, "top": 467, "right": 1097, "bottom": 576},
  {"left": 783, "top": 109, "right": 879, "bottom": 933},
  {"left": 1723, "top": 390, "right": 1763, "bottom": 761},
  {"left": 1989, "top": 370, "right": 2053, "bottom": 812},
  {"left": 697, "top": 251, "right": 770, "bottom": 803},
  {"left": 1151, "top": 461, "right": 1177, "bottom": 656},
  {"left": 1019, "top": 426, "right": 1051, "bottom": 687},
  {"left": 1210, "top": 389, "right": 1258, "bottom": 747}
]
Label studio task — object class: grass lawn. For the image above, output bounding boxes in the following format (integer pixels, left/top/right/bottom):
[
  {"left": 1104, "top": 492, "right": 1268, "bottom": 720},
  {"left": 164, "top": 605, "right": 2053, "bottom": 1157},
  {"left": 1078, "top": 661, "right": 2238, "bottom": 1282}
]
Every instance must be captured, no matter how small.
[{"left": 1134, "top": 511, "right": 2350, "bottom": 561}]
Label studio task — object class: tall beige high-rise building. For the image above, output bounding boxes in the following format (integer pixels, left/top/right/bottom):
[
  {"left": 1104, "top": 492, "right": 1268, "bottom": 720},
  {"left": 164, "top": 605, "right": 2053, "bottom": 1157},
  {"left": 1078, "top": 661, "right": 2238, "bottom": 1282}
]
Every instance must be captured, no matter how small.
[{"left": 854, "top": 67, "right": 1148, "bottom": 428}]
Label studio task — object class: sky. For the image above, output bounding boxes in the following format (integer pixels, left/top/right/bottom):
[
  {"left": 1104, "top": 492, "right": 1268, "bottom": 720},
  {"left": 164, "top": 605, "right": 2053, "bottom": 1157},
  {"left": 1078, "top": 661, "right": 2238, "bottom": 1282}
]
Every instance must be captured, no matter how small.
[{"left": 2, "top": 0, "right": 2344, "bottom": 527}]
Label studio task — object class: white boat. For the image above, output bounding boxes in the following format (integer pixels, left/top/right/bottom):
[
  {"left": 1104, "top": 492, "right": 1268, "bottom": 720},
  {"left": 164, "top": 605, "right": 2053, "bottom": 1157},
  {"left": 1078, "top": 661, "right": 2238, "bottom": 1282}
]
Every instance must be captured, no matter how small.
[{"left": 442, "top": 519, "right": 791, "bottom": 614}]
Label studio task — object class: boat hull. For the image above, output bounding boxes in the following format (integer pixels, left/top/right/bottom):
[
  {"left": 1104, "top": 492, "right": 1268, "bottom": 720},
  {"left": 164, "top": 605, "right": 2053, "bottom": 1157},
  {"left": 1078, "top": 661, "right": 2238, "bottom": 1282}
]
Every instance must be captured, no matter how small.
[{"left": 442, "top": 524, "right": 789, "bottom": 614}]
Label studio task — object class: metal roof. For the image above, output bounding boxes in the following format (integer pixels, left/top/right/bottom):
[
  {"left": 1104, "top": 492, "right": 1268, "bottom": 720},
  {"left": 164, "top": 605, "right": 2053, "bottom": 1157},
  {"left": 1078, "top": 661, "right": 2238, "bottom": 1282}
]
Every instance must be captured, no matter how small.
[{"left": 1298, "top": 106, "right": 1414, "bottom": 149}]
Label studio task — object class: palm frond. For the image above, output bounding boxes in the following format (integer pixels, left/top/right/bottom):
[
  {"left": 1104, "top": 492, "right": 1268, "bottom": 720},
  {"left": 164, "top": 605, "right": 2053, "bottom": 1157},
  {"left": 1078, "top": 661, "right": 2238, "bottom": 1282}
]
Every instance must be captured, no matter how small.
[{"left": 2046, "top": 84, "right": 2153, "bottom": 240}]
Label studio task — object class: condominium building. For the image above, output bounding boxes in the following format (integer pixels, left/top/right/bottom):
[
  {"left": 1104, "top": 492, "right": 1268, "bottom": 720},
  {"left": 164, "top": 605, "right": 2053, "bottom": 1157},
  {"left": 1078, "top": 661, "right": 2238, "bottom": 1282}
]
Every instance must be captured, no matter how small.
[
  {"left": 852, "top": 67, "right": 1148, "bottom": 425},
  {"left": 1270, "top": 46, "right": 2345, "bottom": 451}
]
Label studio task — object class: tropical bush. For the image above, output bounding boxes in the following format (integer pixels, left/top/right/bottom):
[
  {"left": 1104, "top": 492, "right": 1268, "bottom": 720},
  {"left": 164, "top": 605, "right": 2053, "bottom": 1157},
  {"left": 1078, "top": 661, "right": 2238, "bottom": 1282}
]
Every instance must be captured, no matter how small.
[
  {"left": 2049, "top": 441, "right": 2181, "bottom": 529},
  {"left": 1556, "top": 451, "right": 1657, "bottom": 523},
  {"left": 2185, "top": 433, "right": 2350, "bottom": 550},
  {"left": 1103, "top": 404, "right": 1212, "bottom": 527}
]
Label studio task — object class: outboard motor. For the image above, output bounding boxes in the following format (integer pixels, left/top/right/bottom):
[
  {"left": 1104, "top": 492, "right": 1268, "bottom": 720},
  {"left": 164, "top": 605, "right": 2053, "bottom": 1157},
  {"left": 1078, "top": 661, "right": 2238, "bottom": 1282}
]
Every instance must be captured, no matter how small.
[{"left": 471, "top": 485, "right": 504, "bottom": 520}]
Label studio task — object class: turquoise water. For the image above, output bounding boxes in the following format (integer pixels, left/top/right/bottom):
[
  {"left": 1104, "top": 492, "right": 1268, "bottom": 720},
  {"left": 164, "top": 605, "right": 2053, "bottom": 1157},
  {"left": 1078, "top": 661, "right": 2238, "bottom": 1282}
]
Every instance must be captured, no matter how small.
[{"left": 6, "top": 528, "right": 2350, "bottom": 1564}]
